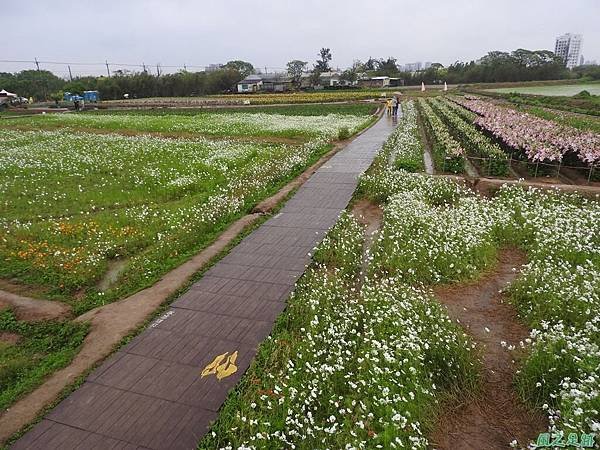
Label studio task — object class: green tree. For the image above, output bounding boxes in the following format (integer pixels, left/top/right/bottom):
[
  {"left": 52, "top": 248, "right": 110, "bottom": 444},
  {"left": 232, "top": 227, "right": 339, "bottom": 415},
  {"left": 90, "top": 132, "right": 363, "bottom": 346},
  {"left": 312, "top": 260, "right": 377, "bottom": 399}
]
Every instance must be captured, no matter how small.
[
  {"left": 223, "top": 60, "right": 255, "bottom": 78},
  {"left": 315, "top": 48, "right": 332, "bottom": 72},
  {"left": 376, "top": 57, "right": 399, "bottom": 76},
  {"left": 287, "top": 60, "right": 308, "bottom": 87},
  {"left": 309, "top": 69, "right": 322, "bottom": 88}
]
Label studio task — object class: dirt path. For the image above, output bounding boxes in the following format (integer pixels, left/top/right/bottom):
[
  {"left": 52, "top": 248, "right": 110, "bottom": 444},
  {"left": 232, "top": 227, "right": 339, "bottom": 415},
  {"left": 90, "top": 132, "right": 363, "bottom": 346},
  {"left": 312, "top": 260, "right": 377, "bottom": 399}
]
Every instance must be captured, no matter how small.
[
  {"left": 417, "top": 113, "right": 435, "bottom": 175},
  {"left": 430, "top": 248, "right": 546, "bottom": 450},
  {"left": 351, "top": 199, "right": 383, "bottom": 284},
  {"left": 0, "top": 289, "right": 71, "bottom": 322},
  {"left": 0, "top": 112, "right": 384, "bottom": 446},
  {"left": 437, "top": 175, "right": 600, "bottom": 199}
]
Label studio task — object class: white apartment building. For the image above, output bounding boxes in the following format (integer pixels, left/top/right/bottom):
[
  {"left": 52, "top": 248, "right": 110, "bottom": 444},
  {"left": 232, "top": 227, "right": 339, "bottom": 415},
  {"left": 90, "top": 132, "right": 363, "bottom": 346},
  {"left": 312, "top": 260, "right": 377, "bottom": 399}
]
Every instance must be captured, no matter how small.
[{"left": 555, "top": 33, "right": 583, "bottom": 69}]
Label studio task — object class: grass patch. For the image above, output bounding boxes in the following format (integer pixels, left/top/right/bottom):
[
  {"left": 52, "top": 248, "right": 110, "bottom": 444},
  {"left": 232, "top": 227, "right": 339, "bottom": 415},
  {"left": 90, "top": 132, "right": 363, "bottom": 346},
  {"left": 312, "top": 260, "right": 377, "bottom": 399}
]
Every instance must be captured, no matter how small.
[{"left": 0, "top": 310, "right": 88, "bottom": 411}]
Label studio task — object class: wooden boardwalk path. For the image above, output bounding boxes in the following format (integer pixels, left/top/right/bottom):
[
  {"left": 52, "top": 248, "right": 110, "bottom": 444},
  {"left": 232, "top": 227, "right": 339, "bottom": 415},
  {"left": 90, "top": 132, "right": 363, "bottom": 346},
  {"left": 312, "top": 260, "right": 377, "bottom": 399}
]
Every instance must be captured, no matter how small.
[{"left": 13, "top": 115, "right": 397, "bottom": 450}]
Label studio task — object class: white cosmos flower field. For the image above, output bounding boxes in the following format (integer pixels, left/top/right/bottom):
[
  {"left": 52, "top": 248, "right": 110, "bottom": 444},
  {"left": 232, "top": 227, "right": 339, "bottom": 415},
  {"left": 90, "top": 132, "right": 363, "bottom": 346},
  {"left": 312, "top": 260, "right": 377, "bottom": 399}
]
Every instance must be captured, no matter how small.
[{"left": 0, "top": 113, "right": 357, "bottom": 313}]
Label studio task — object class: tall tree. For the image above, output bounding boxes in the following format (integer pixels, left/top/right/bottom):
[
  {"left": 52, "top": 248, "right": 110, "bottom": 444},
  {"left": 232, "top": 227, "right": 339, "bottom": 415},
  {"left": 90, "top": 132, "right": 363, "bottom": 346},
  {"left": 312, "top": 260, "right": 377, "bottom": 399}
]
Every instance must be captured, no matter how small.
[
  {"left": 315, "top": 48, "right": 333, "bottom": 72},
  {"left": 363, "top": 57, "right": 379, "bottom": 71},
  {"left": 376, "top": 57, "right": 399, "bottom": 76},
  {"left": 286, "top": 60, "right": 308, "bottom": 87},
  {"left": 223, "top": 60, "right": 255, "bottom": 78},
  {"left": 308, "top": 68, "right": 322, "bottom": 88}
]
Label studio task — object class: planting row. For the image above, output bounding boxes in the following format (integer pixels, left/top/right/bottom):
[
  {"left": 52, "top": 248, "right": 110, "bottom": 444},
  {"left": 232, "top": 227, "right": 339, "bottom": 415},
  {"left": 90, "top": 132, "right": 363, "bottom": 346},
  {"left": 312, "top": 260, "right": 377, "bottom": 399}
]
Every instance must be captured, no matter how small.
[
  {"left": 416, "top": 98, "right": 465, "bottom": 173},
  {"left": 361, "top": 166, "right": 600, "bottom": 441},
  {"left": 429, "top": 98, "right": 509, "bottom": 176},
  {"left": 380, "top": 100, "right": 424, "bottom": 172},
  {"left": 451, "top": 96, "right": 600, "bottom": 166},
  {"left": 102, "top": 90, "right": 385, "bottom": 106}
]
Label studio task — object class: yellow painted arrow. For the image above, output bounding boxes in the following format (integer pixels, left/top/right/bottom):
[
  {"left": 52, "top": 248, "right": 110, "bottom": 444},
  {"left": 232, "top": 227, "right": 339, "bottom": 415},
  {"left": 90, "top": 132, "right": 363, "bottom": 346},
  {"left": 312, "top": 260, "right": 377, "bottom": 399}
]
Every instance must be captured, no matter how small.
[{"left": 201, "top": 351, "right": 239, "bottom": 381}]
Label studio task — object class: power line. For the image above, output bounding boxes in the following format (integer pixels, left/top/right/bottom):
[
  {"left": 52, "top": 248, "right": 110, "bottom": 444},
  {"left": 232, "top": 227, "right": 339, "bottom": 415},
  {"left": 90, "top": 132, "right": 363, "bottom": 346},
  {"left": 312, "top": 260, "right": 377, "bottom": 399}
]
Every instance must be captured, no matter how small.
[{"left": 0, "top": 59, "right": 288, "bottom": 71}]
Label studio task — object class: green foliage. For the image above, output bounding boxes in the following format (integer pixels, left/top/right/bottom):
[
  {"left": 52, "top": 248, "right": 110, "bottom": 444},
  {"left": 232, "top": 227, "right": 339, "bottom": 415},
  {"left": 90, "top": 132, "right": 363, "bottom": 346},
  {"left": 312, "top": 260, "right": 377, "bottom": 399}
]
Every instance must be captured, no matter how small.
[
  {"left": 0, "top": 70, "right": 65, "bottom": 101},
  {"left": 286, "top": 60, "right": 308, "bottom": 86},
  {"left": 223, "top": 60, "right": 254, "bottom": 78},
  {"left": 483, "top": 90, "right": 600, "bottom": 117},
  {"left": 337, "top": 126, "right": 350, "bottom": 140},
  {"left": 0, "top": 309, "right": 88, "bottom": 410},
  {"left": 315, "top": 47, "right": 333, "bottom": 72},
  {"left": 573, "top": 89, "right": 592, "bottom": 98}
]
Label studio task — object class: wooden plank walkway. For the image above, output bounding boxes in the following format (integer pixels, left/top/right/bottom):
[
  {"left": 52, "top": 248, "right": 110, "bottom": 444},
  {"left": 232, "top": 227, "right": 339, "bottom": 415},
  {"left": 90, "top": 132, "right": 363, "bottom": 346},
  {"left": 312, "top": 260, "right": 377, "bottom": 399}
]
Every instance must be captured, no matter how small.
[{"left": 13, "top": 115, "right": 397, "bottom": 450}]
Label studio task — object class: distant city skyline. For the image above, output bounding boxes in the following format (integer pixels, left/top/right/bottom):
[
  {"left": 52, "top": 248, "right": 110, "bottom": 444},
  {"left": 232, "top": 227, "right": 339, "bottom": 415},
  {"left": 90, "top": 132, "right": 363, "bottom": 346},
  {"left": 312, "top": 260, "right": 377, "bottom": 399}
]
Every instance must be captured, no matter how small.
[{"left": 2, "top": 0, "right": 598, "bottom": 78}]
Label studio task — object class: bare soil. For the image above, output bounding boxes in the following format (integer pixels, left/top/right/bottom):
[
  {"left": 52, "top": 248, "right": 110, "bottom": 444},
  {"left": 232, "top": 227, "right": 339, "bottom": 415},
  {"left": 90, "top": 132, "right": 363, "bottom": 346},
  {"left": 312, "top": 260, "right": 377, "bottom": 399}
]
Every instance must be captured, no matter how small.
[
  {"left": 0, "top": 279, "right": 49, "bottom": 299},
  {"left": 351, "top": 198, "right": 383, "bottom": 245},
  {"left": 0, "top": 289, "right": 71, "bottom": 322},
  {"left": 351, "top": 199, "right": 383, "bottom": 285},
  {"left": 0, "top": 331, "right": 21, "bottom": 345},
  {"left": 97, "top": 258, "right": 128, "bottom": 292},
  {"left": 430, "top": 248, "right": 546, "bottom": 450}
]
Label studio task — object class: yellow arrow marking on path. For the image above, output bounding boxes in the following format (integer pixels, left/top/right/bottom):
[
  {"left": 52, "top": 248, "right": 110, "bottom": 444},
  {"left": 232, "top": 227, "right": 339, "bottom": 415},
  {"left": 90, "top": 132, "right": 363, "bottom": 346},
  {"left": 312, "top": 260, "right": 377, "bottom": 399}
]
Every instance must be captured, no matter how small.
[{"left": 201, "top": 351, "right": 239, "bottom": 380}]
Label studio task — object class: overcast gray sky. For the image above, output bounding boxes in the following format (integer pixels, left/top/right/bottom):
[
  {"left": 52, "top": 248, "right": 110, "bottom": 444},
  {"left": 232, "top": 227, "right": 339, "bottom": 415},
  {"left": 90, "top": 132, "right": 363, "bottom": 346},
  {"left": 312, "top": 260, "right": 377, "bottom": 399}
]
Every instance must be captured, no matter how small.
[{"left": 4, "top": 0, "right": 599, "bottom": 77}]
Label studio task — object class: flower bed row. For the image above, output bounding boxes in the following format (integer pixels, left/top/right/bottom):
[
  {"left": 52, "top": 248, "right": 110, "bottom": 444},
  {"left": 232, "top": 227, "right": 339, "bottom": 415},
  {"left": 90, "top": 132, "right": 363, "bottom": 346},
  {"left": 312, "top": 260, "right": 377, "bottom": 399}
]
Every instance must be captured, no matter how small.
[
  {"left": 416, "top": 99, "right": 465, "bottom": 174},
  {"left": 451, "top": 96, "right": 600, "bottom": 165},
  {"left": 430, "top": 98, "right": 509, "bottom": 177},
  {"left": 381, "top": 100, "right": 424, "bottom": 172},
  {"left": 361, "top": 166, "right": 600, "bottom": 441}
]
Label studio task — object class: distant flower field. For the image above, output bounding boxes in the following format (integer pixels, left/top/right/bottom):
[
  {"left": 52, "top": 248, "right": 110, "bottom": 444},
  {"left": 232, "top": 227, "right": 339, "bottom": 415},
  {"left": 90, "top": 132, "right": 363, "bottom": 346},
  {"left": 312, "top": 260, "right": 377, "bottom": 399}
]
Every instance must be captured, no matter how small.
[
  {"left": 101, "top": 90, "right": 386, "bottom": 106},
  {"left": 1, "top": 111, "right": 371, "bottom": 140}
]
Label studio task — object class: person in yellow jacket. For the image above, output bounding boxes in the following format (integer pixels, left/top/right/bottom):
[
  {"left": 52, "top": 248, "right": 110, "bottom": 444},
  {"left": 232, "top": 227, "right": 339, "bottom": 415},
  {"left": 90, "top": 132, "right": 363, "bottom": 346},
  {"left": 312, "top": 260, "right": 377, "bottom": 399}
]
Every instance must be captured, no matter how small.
[{"left": 386, "top": 98, "right": 393, "bottom": 116}]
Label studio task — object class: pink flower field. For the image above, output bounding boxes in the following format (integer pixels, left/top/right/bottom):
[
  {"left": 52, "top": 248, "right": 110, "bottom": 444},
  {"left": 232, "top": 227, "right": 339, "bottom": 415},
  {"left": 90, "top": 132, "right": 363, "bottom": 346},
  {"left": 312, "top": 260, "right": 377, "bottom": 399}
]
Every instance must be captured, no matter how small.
[{"left": 452, "top": 97, "right": 600, "bottom": 165}]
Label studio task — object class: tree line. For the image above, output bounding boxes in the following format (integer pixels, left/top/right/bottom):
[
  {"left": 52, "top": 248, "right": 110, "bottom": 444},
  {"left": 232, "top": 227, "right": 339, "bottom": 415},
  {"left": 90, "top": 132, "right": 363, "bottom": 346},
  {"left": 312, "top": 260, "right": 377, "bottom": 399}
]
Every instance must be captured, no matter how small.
[{"left": 1, "top": 50, "right": 598, "bottom": 101}]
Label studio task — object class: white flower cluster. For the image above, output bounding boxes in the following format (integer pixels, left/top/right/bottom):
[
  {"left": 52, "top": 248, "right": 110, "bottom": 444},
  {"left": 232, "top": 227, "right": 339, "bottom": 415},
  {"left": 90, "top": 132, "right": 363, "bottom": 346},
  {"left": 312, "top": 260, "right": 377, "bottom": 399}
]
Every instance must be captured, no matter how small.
[
  {"left": 382, "top": 101, "right": 424, "bottom": 172},
  {"left": 494, "top": 186, "right": 600, "bottom": 435},
  {"left": 362, "top": 169, "right": 600, "bottom": 437},
  {"left": 10, "top": 111, "right": 369, "bottom": 140},
  {"left": 0, "top": 127, "right": 330, "bottom": 296}
]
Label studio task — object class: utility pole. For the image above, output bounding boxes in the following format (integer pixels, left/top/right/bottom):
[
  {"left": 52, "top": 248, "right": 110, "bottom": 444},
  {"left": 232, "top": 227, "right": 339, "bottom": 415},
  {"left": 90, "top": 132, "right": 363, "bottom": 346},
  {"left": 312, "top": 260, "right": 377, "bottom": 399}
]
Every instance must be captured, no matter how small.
[
  {"left": 34, "top": 57, "right": 40, "bottom": 71},
  {"left": 68, "top": 65, "right": 73, "bottom": 82},
  {"left": 264, "top": 66, "right": 268, "bottom": 74},
  {"left": 105, "top": 60, "right": 111, "bottom": 77},
  {"left": 156, "top": 64, "right": 161, "bottom": 76}
]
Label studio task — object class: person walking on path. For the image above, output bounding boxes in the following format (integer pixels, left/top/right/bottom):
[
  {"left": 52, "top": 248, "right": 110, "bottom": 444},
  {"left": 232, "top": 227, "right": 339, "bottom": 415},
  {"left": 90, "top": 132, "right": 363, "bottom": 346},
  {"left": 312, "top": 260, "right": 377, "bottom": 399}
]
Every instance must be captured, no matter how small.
[
  {"left": 391, "top": 96, "right": 398, "bottom": 117},
  {"left": 386, "top": 98, "right": 393, "bottom": 116}
]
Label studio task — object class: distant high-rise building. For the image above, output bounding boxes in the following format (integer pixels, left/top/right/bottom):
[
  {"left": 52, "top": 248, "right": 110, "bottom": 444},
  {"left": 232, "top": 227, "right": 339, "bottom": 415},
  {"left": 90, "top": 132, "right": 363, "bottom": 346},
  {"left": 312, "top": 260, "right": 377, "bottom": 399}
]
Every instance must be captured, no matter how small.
[
  {"left": 206, "top": 63, "right": 223, "bottom": 72},
  {"left": 402, "top": 62, "right": 422, "bottom": 72},
  {"left": 555, "top": 33, "right": 583, "bottom": 69}
]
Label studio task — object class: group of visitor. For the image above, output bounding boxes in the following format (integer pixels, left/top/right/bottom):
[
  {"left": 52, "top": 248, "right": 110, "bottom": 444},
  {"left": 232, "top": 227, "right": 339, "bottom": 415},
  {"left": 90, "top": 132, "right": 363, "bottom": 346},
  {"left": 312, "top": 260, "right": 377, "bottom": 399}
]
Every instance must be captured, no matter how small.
[{"left": 386, "top": 95, "right": 401, "bottom": 117}]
